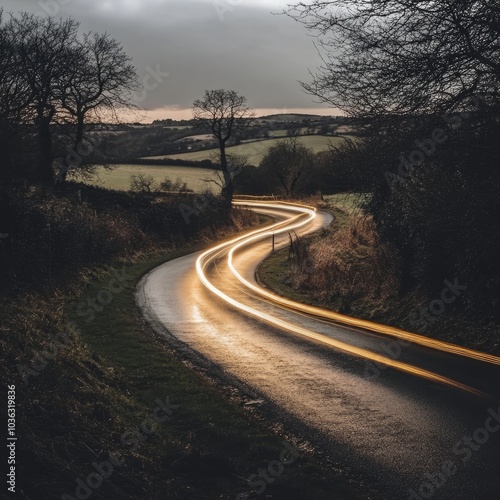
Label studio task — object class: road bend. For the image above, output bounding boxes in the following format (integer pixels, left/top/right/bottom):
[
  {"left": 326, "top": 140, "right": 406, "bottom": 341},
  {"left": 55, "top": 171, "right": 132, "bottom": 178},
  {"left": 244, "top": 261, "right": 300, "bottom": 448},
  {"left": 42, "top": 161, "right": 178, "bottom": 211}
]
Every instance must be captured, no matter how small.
[{"left": 137, "top": 201, "right": 500, "bottom": 499}]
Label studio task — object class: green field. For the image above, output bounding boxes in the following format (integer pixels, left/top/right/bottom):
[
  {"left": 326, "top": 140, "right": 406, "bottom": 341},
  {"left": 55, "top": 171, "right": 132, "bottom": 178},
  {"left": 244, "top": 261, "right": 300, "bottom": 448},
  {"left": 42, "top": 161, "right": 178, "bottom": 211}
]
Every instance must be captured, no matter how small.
[
  {"left": 143, "top": 135, "right": 347, "bottom": 165},
  {"left": 325, "top": 192, "right": 368, "bottom": 215},
  {"left": 267, "top": 128, "right": 314, "bottom": 138},
  {"left": 86, "top": 136, "right": 350, "bottom": 192},
  {"left": 87, "top": 164, "right": 218, "bottom": 192}
]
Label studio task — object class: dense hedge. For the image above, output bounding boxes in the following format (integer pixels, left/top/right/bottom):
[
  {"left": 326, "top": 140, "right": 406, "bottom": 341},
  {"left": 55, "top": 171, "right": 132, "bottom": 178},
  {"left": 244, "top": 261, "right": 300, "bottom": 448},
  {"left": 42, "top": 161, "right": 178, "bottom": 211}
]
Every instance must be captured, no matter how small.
[{"left": 331, "top": 112, "right": 500, "bottom": 323}]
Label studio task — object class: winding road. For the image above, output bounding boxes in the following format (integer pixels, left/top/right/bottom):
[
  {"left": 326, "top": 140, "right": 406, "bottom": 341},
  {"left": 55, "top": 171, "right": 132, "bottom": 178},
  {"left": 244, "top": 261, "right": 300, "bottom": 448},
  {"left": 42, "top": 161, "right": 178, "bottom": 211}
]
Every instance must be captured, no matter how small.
[{"left": 136, "top": 201, "right": 500, "bottom": 500}]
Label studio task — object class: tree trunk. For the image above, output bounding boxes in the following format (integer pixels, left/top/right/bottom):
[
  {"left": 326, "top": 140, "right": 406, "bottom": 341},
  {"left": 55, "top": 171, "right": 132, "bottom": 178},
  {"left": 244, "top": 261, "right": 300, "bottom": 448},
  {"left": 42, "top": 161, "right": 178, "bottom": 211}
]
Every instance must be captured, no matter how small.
[
  {"left": 75, "top": 110, "right": 85, "bottom": 151},
  {"left": 35, "top": 104, "right": 56, "bottom": 184},
  {"left": 37, "top": 117, "right": 54, "bottom": 184},
  {"left": 219, "top": 142, "right": 233, "bottom": 202},
  {"left": 290, "top": 172, "right": 302, "bottom": 198}
]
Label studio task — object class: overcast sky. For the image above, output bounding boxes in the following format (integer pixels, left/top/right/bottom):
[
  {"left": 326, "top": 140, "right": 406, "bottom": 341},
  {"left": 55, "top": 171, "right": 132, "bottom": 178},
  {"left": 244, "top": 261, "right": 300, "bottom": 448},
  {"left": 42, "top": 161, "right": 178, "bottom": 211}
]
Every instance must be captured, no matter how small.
[{"left": 1, "top": 0, "right": 336, "bottom": 121}]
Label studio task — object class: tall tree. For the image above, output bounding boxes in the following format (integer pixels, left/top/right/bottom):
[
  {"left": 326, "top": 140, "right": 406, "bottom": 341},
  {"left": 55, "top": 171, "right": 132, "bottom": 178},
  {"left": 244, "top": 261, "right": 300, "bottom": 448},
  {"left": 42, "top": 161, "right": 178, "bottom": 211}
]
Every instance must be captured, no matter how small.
[
  {"left": 192, "top": 89, "right": 254, "bottom": 201},
  {"left": 0, "top": 12, "right": 32, "bottom": 182},
  {"left": 60, "top": 32, "right": 137, "bottom": 152},
  {"left": 286, "top": 1, "right": 500, "bottom": 117},
  {"left": 0, "top": 12, "right": 138, "bottom": 184},
  {"left": 13, "top": 14, "right": 80, "bottom": 183}
]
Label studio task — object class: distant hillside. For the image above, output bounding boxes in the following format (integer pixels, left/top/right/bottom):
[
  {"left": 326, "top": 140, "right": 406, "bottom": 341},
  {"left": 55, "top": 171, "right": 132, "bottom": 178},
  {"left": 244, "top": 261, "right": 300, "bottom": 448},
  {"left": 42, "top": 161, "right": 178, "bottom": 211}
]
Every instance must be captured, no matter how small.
[
  {"left": 257, "top": 113, "right": 327, "bottom": 121},
  {"left": 144, "top": 135, "right": 348, "bottom": 166}
]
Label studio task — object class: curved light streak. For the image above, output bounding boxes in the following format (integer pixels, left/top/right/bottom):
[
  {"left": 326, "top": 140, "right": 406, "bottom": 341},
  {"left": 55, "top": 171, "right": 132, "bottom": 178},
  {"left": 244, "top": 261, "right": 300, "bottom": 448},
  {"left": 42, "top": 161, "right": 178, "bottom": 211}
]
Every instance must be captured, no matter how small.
[
  {"left": 229, "top": 204, "right": 500, "bottom": 367},
  {"left": 196, "top": 201, "right": 495, "bottom": 399}
]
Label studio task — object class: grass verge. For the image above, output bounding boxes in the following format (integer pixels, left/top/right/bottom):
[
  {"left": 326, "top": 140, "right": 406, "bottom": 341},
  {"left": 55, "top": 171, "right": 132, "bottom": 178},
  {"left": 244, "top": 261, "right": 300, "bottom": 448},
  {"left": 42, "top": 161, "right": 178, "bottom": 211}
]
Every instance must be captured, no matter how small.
[
  {"left": 257, "top": 198, "right": 354, "bottom": 307},
  {"left": 62, "top": 244, "right": 361, "bottom": 499}
]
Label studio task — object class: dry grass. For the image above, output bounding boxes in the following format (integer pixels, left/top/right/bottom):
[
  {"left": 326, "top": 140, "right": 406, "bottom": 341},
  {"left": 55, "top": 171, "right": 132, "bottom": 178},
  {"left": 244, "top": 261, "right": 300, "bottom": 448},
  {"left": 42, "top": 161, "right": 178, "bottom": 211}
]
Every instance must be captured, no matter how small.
[
  {"left": 0, "top": 183, "right": 258, "bottom": 294},
  {"left": 0, "top": 292, "right": 145, "bottom": 500},
  {"left": 287, "top": 216, "right": 400, "bottom": 318}
]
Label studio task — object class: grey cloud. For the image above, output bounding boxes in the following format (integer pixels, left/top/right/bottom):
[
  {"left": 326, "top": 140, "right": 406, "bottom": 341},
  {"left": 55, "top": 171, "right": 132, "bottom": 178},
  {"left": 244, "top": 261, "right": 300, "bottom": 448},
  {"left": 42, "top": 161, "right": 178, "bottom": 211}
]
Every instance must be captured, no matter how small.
[{"left": 1, "top": 0, "right": 329, "bottom": 116}]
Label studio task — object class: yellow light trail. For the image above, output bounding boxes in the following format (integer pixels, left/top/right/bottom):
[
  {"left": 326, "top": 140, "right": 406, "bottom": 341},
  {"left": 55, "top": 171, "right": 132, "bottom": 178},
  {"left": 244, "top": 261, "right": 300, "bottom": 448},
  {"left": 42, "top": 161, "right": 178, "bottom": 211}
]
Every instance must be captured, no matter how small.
[
  {"left": 229, "top": 203, "right": 500, "bottom": 367},
  {"left": 195, "top": 201, "right": 498, "bottom": 399}
]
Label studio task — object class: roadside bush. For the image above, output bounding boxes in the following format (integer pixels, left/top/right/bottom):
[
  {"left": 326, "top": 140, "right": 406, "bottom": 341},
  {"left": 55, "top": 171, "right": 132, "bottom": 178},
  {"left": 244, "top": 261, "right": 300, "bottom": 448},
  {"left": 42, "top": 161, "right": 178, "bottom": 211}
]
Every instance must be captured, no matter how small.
[
  {"left": 159, "top": 177, "right": 191, "bottom": 193},
  {"left": 288, "top": 216, "right": 400, "bottom": 317},
  {"left": 130, "top": 173, "right": 157, "bottom": 192},
  {"left": 234, "top": 165, "right": 273, "bottom": 195},
  {"left": 0, "top": 183, "right": 242, "bottom": 293}
]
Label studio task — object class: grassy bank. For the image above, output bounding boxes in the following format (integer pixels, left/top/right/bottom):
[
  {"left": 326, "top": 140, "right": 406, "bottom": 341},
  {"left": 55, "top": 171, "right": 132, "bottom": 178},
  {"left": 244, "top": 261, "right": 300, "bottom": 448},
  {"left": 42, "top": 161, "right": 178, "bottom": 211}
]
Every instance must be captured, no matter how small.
[
  {"left": 1, "top": 249, "right": 360, "bottom": 500},
  {"left": 258, "top": 194, "right": 500, "bottom": 356},
  {"left": 0, "top": 182, "right": 240, "bottom": 293}
]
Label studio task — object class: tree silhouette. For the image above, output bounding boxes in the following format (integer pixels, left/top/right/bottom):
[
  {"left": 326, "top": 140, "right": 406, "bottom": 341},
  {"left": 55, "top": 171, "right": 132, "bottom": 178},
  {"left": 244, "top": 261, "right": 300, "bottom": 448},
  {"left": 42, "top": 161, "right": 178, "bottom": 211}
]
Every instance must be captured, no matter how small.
[
  {"left": 286, "top": 1, "right": 500, "bottom": 117},
  {"left": 0, "top": 12, "right": 138, "bottom": 184},
  {"left": 13, "top": 14, "right": 80, "bottom": 183},
  {"left": 192, "top": 89, "right": 254, "bottom": 201},
  {"left": 60, "top": 32, "right": 137, "bottom": 159},
  {"left": 260, "top": 137, "right": 314, "bottom": 198},
  {"left": 287, "top": 1, "right": 500, "bottom": 321}
]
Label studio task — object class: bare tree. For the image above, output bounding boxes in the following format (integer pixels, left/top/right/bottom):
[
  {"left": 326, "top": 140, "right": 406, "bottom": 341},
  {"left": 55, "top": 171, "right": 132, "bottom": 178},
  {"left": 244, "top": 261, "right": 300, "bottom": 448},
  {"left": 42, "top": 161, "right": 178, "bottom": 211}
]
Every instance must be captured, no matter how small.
[
  {"left": 286, "top": 1, "right": 500, "bottom": 117},
  {"left": 192, "top": 89, "right": 254, "bottom": 201},
  {"left": 285, "top": 1, "right": 500, "bottom": 317},
  {"left": 13, "top": 14, "right": 80, "bottom": 183},
  {"left": 287, "top": 127, "right": 301, "bottom": 137},
  {"left": 260, "top": 137, "right": 314, "bottom": 198},
  {"left": 0, "top": 12, "right": 138, "bottom": 184},
  {"left": 60, "top": 32, "right": 138, "bottom": 155},
  {"left": 206, "top": 152, "right": 248, "bottom": 192},
  {"left": 0, "top": 12, "right": 31, "bottom": 123},
  {"left": 0, "top": 12, "right": 33, "bottom": 182},
  {"left": 130, "top": 173, "right": 157, "bottom": 193}
]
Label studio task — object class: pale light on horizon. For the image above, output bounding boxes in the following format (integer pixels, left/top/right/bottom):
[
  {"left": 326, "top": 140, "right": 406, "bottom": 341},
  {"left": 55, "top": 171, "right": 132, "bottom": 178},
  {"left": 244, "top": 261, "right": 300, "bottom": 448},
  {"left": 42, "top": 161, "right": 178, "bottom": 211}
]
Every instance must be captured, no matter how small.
[{"left": 132, "top": 106, "right": 344, "bottom": 123}]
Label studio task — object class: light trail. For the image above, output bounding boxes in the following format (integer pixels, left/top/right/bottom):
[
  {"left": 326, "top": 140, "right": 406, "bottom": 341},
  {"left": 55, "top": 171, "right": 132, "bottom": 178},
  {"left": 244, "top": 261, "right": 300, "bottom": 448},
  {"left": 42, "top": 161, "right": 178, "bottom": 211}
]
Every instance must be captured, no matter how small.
[
  {"left": 226, "top": 217, "right": 500, "bottom": 367},
  {"left": 196, "top": 201, "right": 498, "bottom": 399}
]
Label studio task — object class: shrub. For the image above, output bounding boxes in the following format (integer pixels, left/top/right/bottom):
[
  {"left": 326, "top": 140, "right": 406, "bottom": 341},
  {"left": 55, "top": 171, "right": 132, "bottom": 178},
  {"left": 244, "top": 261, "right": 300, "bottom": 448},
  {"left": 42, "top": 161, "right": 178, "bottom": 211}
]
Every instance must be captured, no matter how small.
[
  {"left": 0, "top": 183, "right": 244, "bottom": 293},
  {"left": 159, "top": 177, "right": 192, "bottom": 193},
  {"left": 130, "top": 173, "right": 157, "bottom": 192}
]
